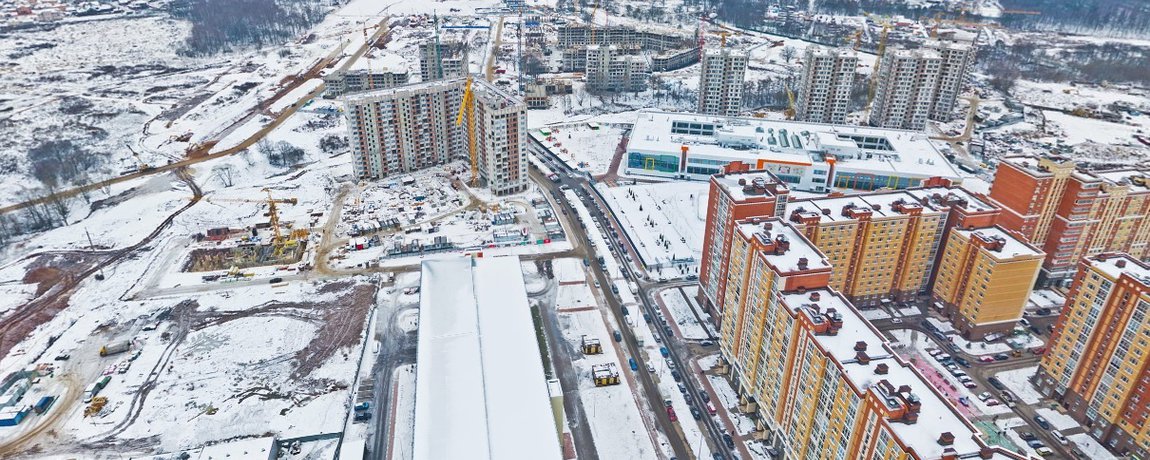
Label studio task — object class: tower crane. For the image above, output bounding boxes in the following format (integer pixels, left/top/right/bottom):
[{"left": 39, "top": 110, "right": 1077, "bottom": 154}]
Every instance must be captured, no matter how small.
[
  {"left": 785, "top": 84, "right": 796, "bottom": 120},
  {"left": 456, "top": 76, "right": 479, "bottom": 186},
  {"left": 206, "top": 190, "right": 302, "bottom": 256}
]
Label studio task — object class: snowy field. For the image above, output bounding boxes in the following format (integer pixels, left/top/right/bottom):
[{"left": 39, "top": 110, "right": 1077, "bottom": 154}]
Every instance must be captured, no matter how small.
[
  {"left": 991, "top": 366, "right": 1043, "bottom": 405},
  {"left": 557, "top": 307, "right": 663, "bottom": 459},
  {"left": 530, "top": 124, "right": 628, "bottom": 177},
  {"left": 951, "top": 333, "right": 1044, "bottom": 357},
  {"left": 1034, "top": 408, "right": 1080, "bottom": 431},
  {"left": 599, "top": 182, "right": 708, "bottom": 279}
]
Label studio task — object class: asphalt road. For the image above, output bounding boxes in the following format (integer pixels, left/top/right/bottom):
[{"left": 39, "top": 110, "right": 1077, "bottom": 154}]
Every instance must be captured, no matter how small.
[
  {"left": 367, "top": 288, "right": 418, "bottom": 460},
  {"left": 531, "top": 138, "right": 736, "bottom": 459}
]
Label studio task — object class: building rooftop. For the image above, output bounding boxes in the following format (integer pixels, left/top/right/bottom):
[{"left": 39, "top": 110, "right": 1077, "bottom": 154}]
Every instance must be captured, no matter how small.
[
  {"left": 735, "top": 218, "right": 831, "bottom": 274},
  {"left": 955, "top": 226, "right": 1043, "bottom": 259},
  {"left": 414, "top": 256, "right": 562, "bottom": 460},
  {"left": 1090, "top": 169, "right": 1150, "bottom": 192},
  {"left": 997, "top": 155, "right": 1074, "bottom": 177},
  {"left": 780, "top": 289, "right": 1003, "bottom": 459},
  {"left": 471, "top": 78, "right": 525, "bottom": 109},
  {"left": 712, "top": 170, "right": 789, "bottom": 201},
  {"left": 906, "top": 186, "right": 998, "bottom": 213},
  {"left": 340, "top": 77, "right": 464, "bottom": 104},
  {"left": 629, "top": 110, "right": 960, "bottom": 181},
  {"left": 345, "top": 52, "right": 408, "bottom": 74},
  {"left": 784, "top": 190, "right": 946, "bottom": 225},
  {"left": 1088, "top": 254, "right": 1150, "bottom": 285}
]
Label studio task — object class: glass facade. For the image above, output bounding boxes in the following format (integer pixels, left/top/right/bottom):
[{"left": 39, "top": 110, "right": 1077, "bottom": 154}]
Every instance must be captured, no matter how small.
[
  {"left": 628, "top": 152, "right": 679, "bottom": 173},
  {"left": 834, "top": 172, "right": 920, "bottom": 191}
]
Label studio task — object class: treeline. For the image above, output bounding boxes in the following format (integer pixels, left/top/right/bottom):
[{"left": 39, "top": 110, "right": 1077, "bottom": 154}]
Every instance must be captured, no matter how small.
[
  {"left": 979, "top": 41, "right": 1150, "bottom": 87},
  {"left": 169, "top": 0, "right": 330, "bottom": 56},
  {"left": 999, "top": 0, "right": 1150, "bottom": 38}
]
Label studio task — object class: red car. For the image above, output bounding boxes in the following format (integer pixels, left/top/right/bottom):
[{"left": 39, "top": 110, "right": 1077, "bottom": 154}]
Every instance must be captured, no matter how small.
[
  {"left": 667, "top": 407, "right": 678, "bottom": 422},
  {"left": 1031, "top": 347, "right": 1047, "bottom": 355}
]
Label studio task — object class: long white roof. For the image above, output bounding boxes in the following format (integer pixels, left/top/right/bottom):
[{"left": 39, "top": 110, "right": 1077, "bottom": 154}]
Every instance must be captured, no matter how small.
[{"left": 414, "top": 256, "right": 562, "bottom": 460}]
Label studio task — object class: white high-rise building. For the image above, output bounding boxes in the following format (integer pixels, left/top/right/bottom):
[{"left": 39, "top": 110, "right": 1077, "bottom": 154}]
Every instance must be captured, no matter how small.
[
  {"left": 342, "top": 78, "right": 528, "bottom": 195},
  {"left": 795, "top": 47, "right": 858, "bottom": 124},
  {"left": 868, "top": 49, "right": 941, "bottom": 130},
  {"left": 925, "top": 39, "right": 974, "bottom": 122},
  {"left": 697, "top": 48, "right": 747, "bottom": 117}
]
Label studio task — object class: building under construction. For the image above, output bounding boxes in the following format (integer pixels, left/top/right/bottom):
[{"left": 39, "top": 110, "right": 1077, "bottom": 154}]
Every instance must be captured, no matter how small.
[
  {"left": 187, "top": 191, "right": 309, "bottom": 272},
  {"left": 340, "top": 78, "right": 528, "bottom": 195},
  {"left": 418, "top": 39, "right": 469, "bottom": 81}
]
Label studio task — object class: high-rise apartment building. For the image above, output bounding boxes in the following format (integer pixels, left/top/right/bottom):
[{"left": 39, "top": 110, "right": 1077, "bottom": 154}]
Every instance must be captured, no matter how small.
[
  {"left": 795, "top": 47, "right": 858, "bottom": 124},
  {"left": 989, "top": 155, "right": 1150, "bottom": 283},
  {"left": 717, "top": 217, "right": 1024, "bottom": 459},
  {"left": 419, "top": 39, "right": 469, "bottom": 81},
  {"left": 869, "top": 49, "right": 941, "bottom": 130},
  {"left": 784, "top": 191, "right": 948, "bottom": 306},
  {"left": 697, "top": 47, "right": 747, "bottom": 117},
  {"left": 698, "top": 170, "right": 790, "bottom": 316},
  {"left": 925, "top": 40, "right": 974, "bottom": 122},
  {"left": 585, "top": 45, "right": 650, "bottom": 92},
  {"left": 342, "top": 78, "right": 528, "bottom": 195},
  {"left": 472, "top": 80, "right": 529, "bottom": 195},
  {"left": 932, "top": 226, "right": 1044, "bottom": 338},
  {"left": 704, "top": 184, "right": 999, "bottom": 310},
  {"left": 1036, "top": 254, "right": 1150, "bottom": 457}
]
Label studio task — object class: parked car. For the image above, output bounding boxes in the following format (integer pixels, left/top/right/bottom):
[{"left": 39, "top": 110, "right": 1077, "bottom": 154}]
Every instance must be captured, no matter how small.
[
  {"left": 993, "top": 353, "right": 1010, "bottom": 361},
  {"left": 988, "top": 377, "right": 1005, "bottom": 390},
  {"left": 700, "top": 392, "right": 710, "bottom": 403},
  {"left": 1000, "top": 391, "right": 1015, "bottom": 403},
  {"left": 667, "top": 406, "right": 678, "bottom": 422},
  {"left": 985, "top": 398, "right": 1000, "bottom": 406},
  {"left": 1027, "top": 439, "right": 1045, "bottom": 449},
  {"left": 978, "top": 356, "right": 996, "bottom": 363},
  {"left": 1034, "top": 415, "right": 1051, "bottom": 430},
  {"left": 1052, "top": 430, "right": 1070, "bottom": 445},
  {"left": 1035, "top": 447, "right": 1054, "bottom": 457},
  {"left": 1019, "top": 432, "right": 1037, "bottom": 441},
  {"left": 722, "top": 433, "right": 735, "bottom": 449},
  {"left": 690, "top": 407, "right": 702, "bottom": 420},
  {"left": 671, "top": 370, "right": 682, "bottom": 382},
  {"left": 977, "top": 392, "right": 993, "bottom": 402},
  {"left": 700, "top": 340, "right": 715, "bottom": 347},
  {"left": 269, "top": 277, "right": 283, "bottom": 284},
  {"left": 613, "top": 330, "right": 622, "bottom": 342},
  {"left": 954, "top": 357, "right": 970, "bottom": 368}
]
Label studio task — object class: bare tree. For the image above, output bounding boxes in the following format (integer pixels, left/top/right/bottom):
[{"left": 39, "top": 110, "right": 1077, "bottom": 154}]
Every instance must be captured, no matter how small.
[
  {"left": 781, "top": 46, "right": 797, "bottom": 64},
  {"left": 212, "top": 164, "right": 236, "bottom": 187}
]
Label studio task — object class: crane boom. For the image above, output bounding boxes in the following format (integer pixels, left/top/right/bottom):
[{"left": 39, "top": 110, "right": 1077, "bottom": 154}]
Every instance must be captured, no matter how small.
[{"left": 456, "top": 77, "right": 478, "bottom": 186}]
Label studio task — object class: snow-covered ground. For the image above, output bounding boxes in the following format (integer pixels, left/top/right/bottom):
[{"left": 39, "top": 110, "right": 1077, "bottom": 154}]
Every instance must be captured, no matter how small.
[
  {"left": 530, "top": 124, "right": 628, "bottom": 176},
  {"left": 951, "top": 333, "right": 1044, "bottom": 356},
  {"left": 1069, "top": 433, "right": 1118, "bottom": 460},
  {"left": 1034, "top": 407, "right": 1080, "bottom": 431},
  {"left": 657, "top": 288, "right": 710, "bottom": 340},
  {"left": 992, "top": 366, "right": 1043, "bottom": 405},
  {"left": 887, "top": 329, "right": 1010, "bottom": 417},
  {"left": 599, "top": 182, "right": 708, "bottom": 279},
  {"left": 388, "top": 364, "right": 417, "bottom": 460}
]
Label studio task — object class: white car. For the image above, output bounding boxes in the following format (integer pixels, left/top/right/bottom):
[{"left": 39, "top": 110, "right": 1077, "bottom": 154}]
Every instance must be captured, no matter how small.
[
  {"left": 1052, "top": 431, "right": 1070, "bottom": 445},
  {"left": 978, "top": 392, "right": 993, "bottom": 401}
]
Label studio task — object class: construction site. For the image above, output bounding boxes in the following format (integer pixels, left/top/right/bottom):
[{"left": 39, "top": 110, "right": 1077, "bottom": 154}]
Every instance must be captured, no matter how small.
[{"left": 183, "top": 190, "right": 313, "bottom": 273}]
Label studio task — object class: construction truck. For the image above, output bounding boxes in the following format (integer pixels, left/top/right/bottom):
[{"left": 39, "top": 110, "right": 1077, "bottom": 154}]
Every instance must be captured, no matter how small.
[{"left": 100, "top": 340, "right": 131, "bottom": 357}]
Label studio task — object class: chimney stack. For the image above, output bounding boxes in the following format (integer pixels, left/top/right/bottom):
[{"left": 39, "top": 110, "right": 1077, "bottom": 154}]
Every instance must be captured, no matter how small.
[
  {"left": 938, "top": 432, "right": 955, "bottom": 446},
  {"left": 1117, "top": 259, "right": 1128, "bottom": 268},
  {"left": 854, "top": 341, "right": 868, "bottom": 352},
  {"left": 797, "top": 257, "right": 809, "bottom": 270},
  {"left": 875, "top": 363, "right": 889, "bottom": 375},
  {"left": 809, "top": 292, "right": 820, "bottom": 301}
]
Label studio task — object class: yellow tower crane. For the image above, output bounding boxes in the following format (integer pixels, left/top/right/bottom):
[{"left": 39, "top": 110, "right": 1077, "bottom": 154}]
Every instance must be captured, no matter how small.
[
  {"left": 456, "top": 76, "right": 479, "bottom": 186},
  {"left": 206, "top": 190, "right": 301, "bottom": 255},
  {"left": 785, "top": 85, "right": 796, "bottom": 120}
]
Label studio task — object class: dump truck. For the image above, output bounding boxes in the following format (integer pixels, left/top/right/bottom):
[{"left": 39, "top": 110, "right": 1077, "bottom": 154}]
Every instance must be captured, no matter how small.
[{"left": 100, "top": 340, "right": 131, "bottom": 357}]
